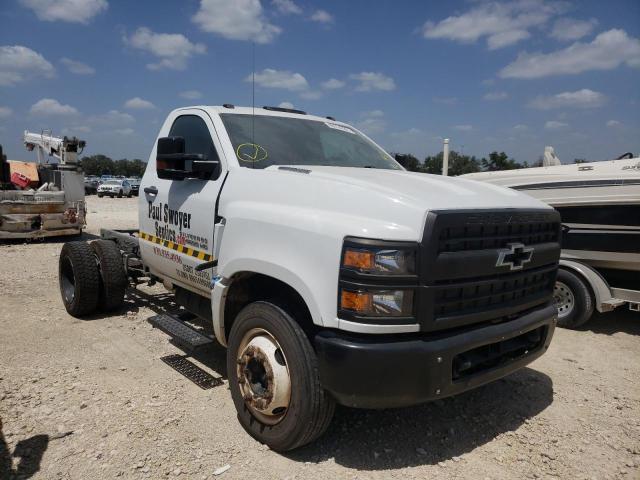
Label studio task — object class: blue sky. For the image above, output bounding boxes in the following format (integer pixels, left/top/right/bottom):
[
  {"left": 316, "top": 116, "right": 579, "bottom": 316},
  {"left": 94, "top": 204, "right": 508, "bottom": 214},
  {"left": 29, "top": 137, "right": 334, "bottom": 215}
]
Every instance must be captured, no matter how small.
[{"left": 1, "top": 0, "right": 639, "bottom": 164}]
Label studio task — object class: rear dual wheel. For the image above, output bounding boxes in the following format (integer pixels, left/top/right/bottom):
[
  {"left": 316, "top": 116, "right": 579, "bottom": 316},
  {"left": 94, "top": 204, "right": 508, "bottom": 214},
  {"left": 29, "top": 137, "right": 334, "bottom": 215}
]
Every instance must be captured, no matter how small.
[
  {"left": 58, "top": 240, "right": 127, "bottom": 317},
  {"left": 227, "top": 302, "right": 335, "bottom": 451}
]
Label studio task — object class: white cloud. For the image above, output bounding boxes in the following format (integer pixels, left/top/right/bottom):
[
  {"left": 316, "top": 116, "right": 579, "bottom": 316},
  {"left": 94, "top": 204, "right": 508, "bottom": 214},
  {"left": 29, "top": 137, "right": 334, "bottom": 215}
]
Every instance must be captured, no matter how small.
[
  {"left": 62, "top": 125, "right": 91, "bottom": 134},
  {"left": 125, "top": 27, "right": 206, "bottom": 71},
  {"left": 272, "top": 0, "right": 301, "bottom": 15},
  {"left": 321, "top": 78, "right": 345, "bottom": 90},
  {"left": 422, "top": 1, "right": 565, "bottom": 50},
  {"left": 483, "top": 91, "right": 509, "bottom": 101},
  {"left": 353, "top": 110, "right": 386, "bottom": 135},
  {"left": 30, "top": 98, "right": 79, "bottom": 116},
  {"left": 513, "top": 124, "right": 529, "bottom": 131},
  {"left": 500, "top": 29, "right": 640, "bottom": 79},
  {"left": 529, "top": 89, "right": 606, "bottom": 109},
  {"left": 60, "top": 57, "right": 95, "bottom": 75},
  {"left": 432, "top": 96, "right": 458, "bottom": 105},
  {"left": 550, "top": 17, "right": 598, "bottom": 41},
  {"left": 349, "top": 72, "right": 396, "bottom": 92},
  {"left": 180, "top": 90, "right": 203, "bottom": 100},
  {"left": 310, "top": 9, "right": 333, "bottom": 24},
  {"left": 487, "top": 29, "right": 530, "bottom": 50},
  {"left": 89, "top": 109, "right": 134, "bottom": 126},
  {"left": 124, "top": 97, "right": 155, "bottom": 109},
  {"left": 20, "top": 0, "right": 107, "bottom": 24},
  {"left": 114, "top": 128, "right": 135, "bottom": 136},
  {"left": 606, "top": 119, "right": 622, "bottom": 128},
  {"left": 545, "top": 120, "right": 568, "bottom": 129},
  {"left": 278, "top": 101, "right": 294, "bottom": 109},
  {"left": 453, "top": 124, "right": 473, "bottom": 131},
  {"left": 0, "top": 45, "right": 55, "bottom": 86},
  {"left": 0, "top": 106, "right": 12, "bottom": 119},
  {"left": 193, "top": 0, "right": 281, "bottom": 44},
  {"left": 247, "top": 68, "right": 309, "bottom": 91},
  {"left": 299, "top": 90, "right": 322, "bottom": 100}
]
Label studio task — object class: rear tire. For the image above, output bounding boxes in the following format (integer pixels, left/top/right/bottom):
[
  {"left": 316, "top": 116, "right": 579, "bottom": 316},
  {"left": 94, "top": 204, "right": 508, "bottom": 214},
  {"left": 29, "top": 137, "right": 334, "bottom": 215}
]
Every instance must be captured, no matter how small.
[
  {"left": 91, "top": 240, "right": 127, "bottom": 311},
  {"left": 554, "top": 268, "right": 594, "bottom": 329},
  {"left": 59, "top": 242, "right": 100, "bottom": 317},
  {"left": 97, "top": 193, "right": 103, "bottom": 198},
  {"left": 227, "top": 301, "right": 335, "bottom": 451}
]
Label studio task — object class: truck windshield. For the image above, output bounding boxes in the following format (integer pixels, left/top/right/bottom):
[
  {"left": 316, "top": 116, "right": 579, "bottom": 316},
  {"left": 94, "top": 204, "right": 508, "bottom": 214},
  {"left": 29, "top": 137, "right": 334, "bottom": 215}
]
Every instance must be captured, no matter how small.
[{"left": 220, "top": 114, "right": 402, "bottom": 170}]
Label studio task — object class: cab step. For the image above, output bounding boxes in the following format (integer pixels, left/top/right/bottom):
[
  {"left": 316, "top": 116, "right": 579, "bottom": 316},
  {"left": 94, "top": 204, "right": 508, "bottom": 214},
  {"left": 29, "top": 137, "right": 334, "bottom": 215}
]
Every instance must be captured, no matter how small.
[
  {"left": 148, "top": 312, "right": 214, "bottom": 350},
  {"left": 160, "top": 354, "right": 223, "bottom": 389}
]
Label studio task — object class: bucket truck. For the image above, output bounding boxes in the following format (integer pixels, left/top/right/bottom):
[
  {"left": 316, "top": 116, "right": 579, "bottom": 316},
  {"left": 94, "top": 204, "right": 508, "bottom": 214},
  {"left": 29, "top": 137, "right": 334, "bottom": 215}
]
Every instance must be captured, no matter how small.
[{"left": 0, "top": 130, "right": 87, "bottom": 239}]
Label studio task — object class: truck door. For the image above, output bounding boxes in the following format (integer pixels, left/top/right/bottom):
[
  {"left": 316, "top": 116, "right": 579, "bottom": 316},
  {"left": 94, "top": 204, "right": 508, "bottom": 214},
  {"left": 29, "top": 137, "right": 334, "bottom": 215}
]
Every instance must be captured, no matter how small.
[{"left": 139, "top": 110, "right": 226, "bottom": 295}]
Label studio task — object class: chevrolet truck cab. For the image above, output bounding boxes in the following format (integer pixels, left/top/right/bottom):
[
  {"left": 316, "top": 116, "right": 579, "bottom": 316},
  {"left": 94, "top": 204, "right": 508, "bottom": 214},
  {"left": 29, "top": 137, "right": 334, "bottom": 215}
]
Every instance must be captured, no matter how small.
[{"left": 58, "top": 105, "right": 561, "bottom": 451}]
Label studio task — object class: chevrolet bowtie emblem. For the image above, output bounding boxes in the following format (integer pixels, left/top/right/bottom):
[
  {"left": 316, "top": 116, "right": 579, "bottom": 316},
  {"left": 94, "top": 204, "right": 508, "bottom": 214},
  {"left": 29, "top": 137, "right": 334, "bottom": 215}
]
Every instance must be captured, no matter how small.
[{"left": 496, "top": 242, "right": 533, "bottom": 271}]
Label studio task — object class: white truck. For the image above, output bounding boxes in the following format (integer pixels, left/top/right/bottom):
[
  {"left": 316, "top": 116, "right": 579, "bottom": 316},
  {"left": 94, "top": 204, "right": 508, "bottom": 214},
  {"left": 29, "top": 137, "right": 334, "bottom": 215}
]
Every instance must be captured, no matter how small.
[{"left": 57, "top": 105, "right": 561, "bottom": 451}]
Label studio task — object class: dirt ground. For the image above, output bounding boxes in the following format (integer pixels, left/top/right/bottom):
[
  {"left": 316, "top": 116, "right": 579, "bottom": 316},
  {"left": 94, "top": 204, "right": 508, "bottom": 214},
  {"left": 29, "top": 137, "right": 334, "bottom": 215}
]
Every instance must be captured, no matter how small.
[{"left": 1, "top": 195, "right": 639, "bottom": 480}]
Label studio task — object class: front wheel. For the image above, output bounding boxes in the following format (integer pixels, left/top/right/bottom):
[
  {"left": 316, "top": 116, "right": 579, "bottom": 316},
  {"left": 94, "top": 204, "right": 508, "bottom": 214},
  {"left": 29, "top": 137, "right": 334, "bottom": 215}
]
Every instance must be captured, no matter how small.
[
  {"left": 227, "top": 301, "right": 335, "bottom": 451},
  {"left": 554, "top": 269, "right": 594, "bottom": 329},
  {"left": 117, "top": 190, "right": 123, "bottom": 198}
]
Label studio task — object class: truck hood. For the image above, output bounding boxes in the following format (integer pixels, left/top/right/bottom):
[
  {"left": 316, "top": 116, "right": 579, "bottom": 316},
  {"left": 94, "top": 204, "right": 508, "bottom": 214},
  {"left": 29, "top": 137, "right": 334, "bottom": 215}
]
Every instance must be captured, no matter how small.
[
  {"left": 221, "top": 165, "right": 552, "bottom": 242},
  {"left": 294, "top": 166, "right": 549, "bottom": 210}
]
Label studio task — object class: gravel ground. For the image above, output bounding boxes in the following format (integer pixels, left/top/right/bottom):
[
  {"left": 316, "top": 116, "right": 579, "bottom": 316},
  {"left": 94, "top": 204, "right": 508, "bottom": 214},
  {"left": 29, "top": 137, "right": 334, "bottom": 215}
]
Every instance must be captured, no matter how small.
[{"left": 1, "top": 195, "right": 639, "bottom": 480}]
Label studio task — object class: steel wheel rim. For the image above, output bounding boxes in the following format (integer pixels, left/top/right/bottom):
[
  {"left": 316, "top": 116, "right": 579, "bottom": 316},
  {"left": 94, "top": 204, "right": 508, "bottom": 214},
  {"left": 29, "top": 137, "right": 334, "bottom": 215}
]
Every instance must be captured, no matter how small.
[
  {"left": 554, "top": 281, "right": 575, "bottom": 319},
  {"left": 236, "top": 327, "right": 291, "bottom": 425},
  {"left": 60, "top": 256, "right": 76, "bottom": 303}
]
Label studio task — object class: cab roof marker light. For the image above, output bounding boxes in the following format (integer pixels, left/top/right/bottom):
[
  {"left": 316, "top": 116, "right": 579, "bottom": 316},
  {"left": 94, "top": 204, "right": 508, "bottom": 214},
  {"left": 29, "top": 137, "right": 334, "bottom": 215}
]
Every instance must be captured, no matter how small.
[{"left": 262, "top": 106, "right": 307, "bottom": 115}]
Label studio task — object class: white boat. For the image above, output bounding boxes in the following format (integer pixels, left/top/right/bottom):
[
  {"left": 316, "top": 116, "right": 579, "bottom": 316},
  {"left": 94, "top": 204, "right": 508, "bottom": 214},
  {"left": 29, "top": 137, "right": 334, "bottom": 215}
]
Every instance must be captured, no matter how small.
[{"left": 462, "top": 150, "right": 640, "bottom": 274}]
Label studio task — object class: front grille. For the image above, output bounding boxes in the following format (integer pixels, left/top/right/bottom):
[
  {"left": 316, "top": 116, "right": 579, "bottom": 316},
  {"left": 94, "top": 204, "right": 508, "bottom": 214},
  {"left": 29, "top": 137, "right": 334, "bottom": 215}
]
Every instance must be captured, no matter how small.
[
  {"left": 438, "top": 220, "right": 559, "bottom": 253},
  {"left": 420, "top": 209, "right": 561, "bottom": 332},
  {"left": 433, "top": 265, "right": 556, "bottom": 319}
]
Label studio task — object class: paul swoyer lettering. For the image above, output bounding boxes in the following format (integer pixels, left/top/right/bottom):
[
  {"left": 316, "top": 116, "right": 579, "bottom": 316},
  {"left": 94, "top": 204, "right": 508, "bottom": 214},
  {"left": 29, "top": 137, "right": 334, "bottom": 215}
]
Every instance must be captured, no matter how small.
[{"left": 148, "top": 201, "right": 192, "bottom": 242}]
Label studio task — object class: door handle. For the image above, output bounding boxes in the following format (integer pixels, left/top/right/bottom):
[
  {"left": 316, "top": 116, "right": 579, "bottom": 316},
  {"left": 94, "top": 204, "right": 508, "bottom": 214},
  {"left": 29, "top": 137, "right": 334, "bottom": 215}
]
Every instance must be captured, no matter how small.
[{"left": 144, "top": 186, "right": 158, "bottom": 195}]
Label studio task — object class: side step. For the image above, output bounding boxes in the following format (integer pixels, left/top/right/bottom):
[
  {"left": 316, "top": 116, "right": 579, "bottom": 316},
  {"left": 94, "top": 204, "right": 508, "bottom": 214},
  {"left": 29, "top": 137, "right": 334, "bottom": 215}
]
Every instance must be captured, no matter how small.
[{"left": 148, "top": 312, "right": 214, "bottom": 350}]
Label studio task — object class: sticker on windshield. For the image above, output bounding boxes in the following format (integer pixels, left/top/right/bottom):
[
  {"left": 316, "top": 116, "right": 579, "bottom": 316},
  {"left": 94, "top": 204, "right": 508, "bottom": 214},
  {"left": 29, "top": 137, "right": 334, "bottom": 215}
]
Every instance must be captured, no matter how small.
[
  {"left": 236, "top": 143, "right": 268, "bottom": 163},
  {"left": 324, "top": 122, "right": 355, "bottom": 134}
]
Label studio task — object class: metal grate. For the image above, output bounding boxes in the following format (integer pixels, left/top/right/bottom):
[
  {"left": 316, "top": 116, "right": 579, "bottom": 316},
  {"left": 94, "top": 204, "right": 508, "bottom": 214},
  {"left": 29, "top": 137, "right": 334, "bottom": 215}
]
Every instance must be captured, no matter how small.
[
  {"left": 161, "top": 354, "right": 223, "bottom": 389},
  {"left": 438, "top": 221, "right": 559, "bottom": 253},
  {"left": 433, "top": 266, "right": 556, "bottom": 319}
]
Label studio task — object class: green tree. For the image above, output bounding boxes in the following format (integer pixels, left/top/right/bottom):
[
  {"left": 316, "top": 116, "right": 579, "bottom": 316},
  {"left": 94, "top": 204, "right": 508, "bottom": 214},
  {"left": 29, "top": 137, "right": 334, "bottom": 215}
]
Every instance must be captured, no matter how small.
[
  {"left": 393, "top": 153, "right": 421, "bottom": 172},
  {"left": 480, "top": 151, "right": 524, "bottom": 171},
  {"left": 423, "top": 151, "right": 480, "bottom": 176},
  {"left": 80, "top": 155, "right": 146, "bottom": 177}
]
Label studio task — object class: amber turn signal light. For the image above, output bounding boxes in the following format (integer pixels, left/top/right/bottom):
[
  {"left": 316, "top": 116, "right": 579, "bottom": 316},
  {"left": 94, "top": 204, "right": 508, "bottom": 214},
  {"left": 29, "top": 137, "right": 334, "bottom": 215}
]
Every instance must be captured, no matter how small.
[
  {"left": 343, "top": 249, "right": 375, "bottom": 271},
  {"left": 340, "top": 290, "right": 372, "bottom": 313}
]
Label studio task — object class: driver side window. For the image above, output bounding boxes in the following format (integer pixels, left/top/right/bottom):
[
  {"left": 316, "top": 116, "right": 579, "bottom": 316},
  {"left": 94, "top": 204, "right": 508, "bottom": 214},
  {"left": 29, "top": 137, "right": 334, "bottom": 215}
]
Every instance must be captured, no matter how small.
[{"left": 169, "top": 115, "right": 221, "bottom": 178}]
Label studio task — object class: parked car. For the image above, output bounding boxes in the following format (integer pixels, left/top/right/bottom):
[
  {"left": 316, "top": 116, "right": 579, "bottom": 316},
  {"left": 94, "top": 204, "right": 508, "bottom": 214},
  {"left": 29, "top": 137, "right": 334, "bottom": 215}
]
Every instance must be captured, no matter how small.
[
  {"left": 126, "top": 178, "right": 140, "bottom": 196},
  {"left": 97, "top": 179, "right": 132, "bottom": 198},
  {"left": 84, "top": 177, "right": 99, "bottom": 194}
]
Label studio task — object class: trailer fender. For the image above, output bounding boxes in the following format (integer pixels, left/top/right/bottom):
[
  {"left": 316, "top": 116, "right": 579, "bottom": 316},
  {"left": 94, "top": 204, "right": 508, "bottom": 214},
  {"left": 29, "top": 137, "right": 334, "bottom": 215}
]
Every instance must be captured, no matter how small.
[{"left": 558, "top": 259, "right": 621, "bottom": 313}]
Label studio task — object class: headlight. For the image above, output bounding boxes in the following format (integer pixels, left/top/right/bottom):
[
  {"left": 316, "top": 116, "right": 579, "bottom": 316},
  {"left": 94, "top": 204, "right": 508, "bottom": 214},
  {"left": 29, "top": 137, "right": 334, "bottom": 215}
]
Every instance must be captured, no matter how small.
[
  {"left": 342, "top": 244, "right": 416, "bottom": 276},
  {"left": 340, "top": 288, "right": 414, "bottom": 317}
]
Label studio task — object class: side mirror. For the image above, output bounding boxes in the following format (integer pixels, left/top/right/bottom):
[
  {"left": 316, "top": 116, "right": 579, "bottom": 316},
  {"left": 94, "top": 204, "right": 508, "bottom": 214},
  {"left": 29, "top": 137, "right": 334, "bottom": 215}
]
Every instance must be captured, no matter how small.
[{"left": 156, "top": 136, "right": 219, "bottom": 180}]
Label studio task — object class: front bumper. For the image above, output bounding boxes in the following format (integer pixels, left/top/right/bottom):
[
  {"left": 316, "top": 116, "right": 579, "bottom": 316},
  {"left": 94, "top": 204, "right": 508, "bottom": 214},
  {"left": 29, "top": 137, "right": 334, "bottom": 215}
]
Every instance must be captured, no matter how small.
[{"left": 315, "top": 302, "right": 556, "bottom": 409}]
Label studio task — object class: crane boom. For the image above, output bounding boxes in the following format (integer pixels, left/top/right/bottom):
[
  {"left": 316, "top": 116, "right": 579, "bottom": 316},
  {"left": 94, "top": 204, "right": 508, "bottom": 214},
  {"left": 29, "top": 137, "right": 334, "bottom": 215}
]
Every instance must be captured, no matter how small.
[{"left": 23, "top": 130, "right": 86, "bottom": 165}]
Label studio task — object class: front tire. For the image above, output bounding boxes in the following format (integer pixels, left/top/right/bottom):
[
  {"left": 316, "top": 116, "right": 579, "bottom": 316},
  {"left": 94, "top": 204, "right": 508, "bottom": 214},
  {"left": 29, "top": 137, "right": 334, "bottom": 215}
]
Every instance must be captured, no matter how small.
[
  {"left": 554, "top": 268, "right": 594, "bottom": 329},
  {"left": 117, "top": 190, "right": 123, "bottom": 198},
  {"left": 59, "top": 242, "right": 100, "bottom": 317},
  {"left": 227, "top": 301, "right": 335, "bottom": 451},
  {"left": 91, "top": 240, "right": 127, "bottom": 311}
]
